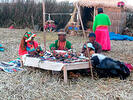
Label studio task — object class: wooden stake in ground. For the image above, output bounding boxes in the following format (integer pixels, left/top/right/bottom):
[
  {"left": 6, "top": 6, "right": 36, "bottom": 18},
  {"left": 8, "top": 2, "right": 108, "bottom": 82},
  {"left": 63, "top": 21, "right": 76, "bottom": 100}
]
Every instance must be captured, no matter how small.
[
  {"left": 76, "top": 4, "right": 94, "bottom": 80},
  {"left": 31, "top": 15, "right": 35, "bottom": 30},
  {"left": 93, "top": 7, "right": 96, "bottom": 25},
  {"left": 42, "top": 0, "right": 46, "bottom": 51}
]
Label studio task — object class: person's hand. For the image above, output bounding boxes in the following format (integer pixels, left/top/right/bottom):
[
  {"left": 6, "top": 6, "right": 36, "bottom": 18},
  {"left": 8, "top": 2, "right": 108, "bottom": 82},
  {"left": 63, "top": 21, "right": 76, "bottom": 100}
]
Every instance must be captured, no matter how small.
[
  {"left": 29, "top": 51, "right": 37, "bottom": 55},
  {"left": 64, "top": 48, "right": 68, "bottom": 51},
  {"left": 39, "top": 52, "right": 44, "bottom": 56},
  {"left": 76, "top": 52, "right": 81, "bottom": 56},
  {"left": 51, "top": 47, "right": 56, "bottom": 50}
]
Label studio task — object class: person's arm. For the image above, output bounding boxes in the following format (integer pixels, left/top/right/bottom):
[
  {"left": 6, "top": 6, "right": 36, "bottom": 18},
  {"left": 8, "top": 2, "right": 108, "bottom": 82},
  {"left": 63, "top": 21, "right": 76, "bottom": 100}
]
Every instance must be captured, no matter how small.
[
  {"left": 107, "top": 15, "right": 111, "bottom": 26},
  {"left": 66, "top": 41, "right": 72, "bottom": 49},
  {"left": 96, "top": 43, "right": 102, "bottom": 53},
  {"left": 49, "top": 40, "right": 58, "bottom": 50},
  {"left": 93, "top": 16, "right": 97, "bottom": 32},
  {"left": 33, "top": 41, "right": 39, "bottom": 49},
  {"left": 81, "top": 43, "right": 86, "bottom": 53},
  {"left": 49, "top": 43, "right": 56, "bottom": 50}
]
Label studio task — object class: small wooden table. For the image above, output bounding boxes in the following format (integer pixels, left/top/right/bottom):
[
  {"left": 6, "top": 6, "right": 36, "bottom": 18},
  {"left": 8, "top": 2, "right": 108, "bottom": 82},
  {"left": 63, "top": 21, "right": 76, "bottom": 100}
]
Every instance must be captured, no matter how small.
[
  {"left": 22, "top": 56, "right": 89, "bottom": 83},
  {"left": 62, "top": 62, "right": 89, "bottom": 83}
]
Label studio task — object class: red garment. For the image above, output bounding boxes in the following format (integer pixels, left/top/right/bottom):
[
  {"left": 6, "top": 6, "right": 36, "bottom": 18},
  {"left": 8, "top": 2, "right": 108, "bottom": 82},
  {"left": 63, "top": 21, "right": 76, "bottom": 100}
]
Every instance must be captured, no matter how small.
[
  {"left": 9, "top": 25, "right": 14, "bottom": 29},
  {"left": 18, "top": 41, "right": 38, "bottom": 56},
  {"left": 52, "top": 24, "right": 56, "bottom": 28},
  {"left": 49, "top": 24, "right": 52, "bottom": 28},
  {"left": 58, "top": 41, "right": 66, "bottom": 50},
  {"left": 95, "top": 26, "right": 111, "bottom": 51},
  {"left": 44, "top": 24, "right": 48, "bottom": 29},
  {"left": 125, "top": 63, "right": 133, "bottom": 72}
]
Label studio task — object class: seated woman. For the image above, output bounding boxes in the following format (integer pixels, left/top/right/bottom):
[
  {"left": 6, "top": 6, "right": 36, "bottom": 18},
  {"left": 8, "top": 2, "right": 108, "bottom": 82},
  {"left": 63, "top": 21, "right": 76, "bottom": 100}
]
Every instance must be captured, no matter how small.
[
  {"left": 82, "top": 32, "right": 102, "bottom": 56},
  {"left": 49, "top": 32, "right": 72, "bottom": 51},
  {"left": 19, "top": 32, "right": 43, "bottom": 58},
  {"left": 87, "top": 43, "right": 130, "bottom": 80}
]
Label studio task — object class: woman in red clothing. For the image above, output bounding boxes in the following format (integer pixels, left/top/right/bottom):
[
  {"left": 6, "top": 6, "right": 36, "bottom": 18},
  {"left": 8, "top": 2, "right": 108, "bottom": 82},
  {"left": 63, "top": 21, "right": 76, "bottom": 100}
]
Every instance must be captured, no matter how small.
[
  {"left": 93, "top": 8, "right": 111, "bottom": 51},
  {"left": 18, "top": 32, "right": 38, "bottom": 57}
]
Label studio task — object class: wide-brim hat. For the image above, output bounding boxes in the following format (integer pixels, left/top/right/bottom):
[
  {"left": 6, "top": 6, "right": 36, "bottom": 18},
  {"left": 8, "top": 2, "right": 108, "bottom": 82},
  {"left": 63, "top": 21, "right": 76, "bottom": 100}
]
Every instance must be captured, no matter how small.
[
  {"left": 24, "top": 32, "right": 36, "bottom": 42},
  {"left": 58, "top": 32, "right": 66, "bottom": 35}
]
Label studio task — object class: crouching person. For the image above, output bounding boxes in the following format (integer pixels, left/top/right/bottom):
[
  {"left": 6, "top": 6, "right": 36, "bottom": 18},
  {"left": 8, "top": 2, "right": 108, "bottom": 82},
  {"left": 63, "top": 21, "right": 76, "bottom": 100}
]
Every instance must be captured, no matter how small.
[{"left": 82, "top": 32, "right": 102, "bottom": 57}]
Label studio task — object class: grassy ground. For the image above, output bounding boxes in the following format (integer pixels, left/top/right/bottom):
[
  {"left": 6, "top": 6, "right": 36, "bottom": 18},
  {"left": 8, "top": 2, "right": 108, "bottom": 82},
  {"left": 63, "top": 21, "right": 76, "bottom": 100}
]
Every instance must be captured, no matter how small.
[{"left": 0, "top": 28, "right": 133, "bottom": 100}]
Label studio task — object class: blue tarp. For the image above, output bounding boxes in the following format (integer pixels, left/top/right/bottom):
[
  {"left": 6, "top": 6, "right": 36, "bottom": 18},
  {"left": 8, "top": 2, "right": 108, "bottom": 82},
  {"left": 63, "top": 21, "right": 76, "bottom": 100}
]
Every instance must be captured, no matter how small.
[{"left": 109, "top": 32, "right": 133, "bottom": 41}]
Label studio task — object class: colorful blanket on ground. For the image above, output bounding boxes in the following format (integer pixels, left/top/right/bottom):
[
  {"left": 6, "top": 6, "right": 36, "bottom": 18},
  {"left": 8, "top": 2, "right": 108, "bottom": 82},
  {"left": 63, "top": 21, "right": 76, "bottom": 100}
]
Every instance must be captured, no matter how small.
[
  {"left": 109, "top": 32, "right": 133, "bottom": 41},
  {"left": 0, "top": 58, "right": 23, "bottom": 73},
  {"left": 0, "top": 44, "right": 4, "bottom": 51}
]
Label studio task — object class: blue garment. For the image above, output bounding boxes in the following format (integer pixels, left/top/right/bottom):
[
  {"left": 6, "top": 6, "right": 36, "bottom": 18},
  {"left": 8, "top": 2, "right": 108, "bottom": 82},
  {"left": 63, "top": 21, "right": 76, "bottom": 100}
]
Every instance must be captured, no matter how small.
[
  {"left": 109, "top": 32, "right": 133, "bottom": 41},
  {"left": 74, "top": 27, "right": 79, "bottom": 31},
  {"left": 68, "top": 26, "right": 73, "bottom": 30},
  {"left": 0, "top": 44, "right": 4, "bottom": 51},
  {"left": 0, "top": 58, "right": 23, "bottom": 73}
]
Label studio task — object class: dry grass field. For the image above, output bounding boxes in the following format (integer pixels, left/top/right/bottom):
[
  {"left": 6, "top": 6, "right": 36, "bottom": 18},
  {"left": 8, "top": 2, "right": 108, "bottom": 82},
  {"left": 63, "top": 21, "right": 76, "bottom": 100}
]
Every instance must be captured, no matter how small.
[{"left": 0, "top": 28, "right": 133, "bottom": 100}]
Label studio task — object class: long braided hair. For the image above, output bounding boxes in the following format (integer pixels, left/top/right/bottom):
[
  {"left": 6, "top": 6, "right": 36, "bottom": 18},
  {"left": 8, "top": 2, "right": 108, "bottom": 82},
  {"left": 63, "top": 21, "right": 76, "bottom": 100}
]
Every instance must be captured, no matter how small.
[{"left": 20, "top": 36, "right": 27, "bottom": 50}]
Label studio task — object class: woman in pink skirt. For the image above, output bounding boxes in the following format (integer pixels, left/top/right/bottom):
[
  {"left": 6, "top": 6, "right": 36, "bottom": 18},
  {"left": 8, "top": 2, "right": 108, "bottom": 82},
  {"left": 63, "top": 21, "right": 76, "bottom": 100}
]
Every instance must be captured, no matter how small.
[{"left": 93, "top": 8, "right": 111, "bottom": 51}]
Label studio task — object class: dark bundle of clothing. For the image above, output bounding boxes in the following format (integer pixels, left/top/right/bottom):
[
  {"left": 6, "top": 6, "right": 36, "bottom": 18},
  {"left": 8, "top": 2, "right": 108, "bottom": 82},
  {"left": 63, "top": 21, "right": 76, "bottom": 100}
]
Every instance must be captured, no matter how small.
[{"left": 91, "top": 54, "right": 130, "bottom": 80}]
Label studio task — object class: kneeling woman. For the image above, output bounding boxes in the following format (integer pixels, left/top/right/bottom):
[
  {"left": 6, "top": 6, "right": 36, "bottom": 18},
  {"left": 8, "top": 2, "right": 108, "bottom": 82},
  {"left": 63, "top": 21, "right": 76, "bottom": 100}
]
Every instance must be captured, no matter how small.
[{"left": 19, "top": 32, "right": 42, "bottom": 58}]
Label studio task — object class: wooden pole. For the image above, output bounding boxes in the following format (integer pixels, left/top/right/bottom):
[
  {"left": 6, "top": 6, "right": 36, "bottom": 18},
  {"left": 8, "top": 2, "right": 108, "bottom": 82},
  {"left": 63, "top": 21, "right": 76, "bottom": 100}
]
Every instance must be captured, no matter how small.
[
  {"left": 93, "top": 7, "right": 95, "bottom": 24},
  {"left": 31, "top": 15, "right": 35, "bottom": 30},
  {"left": 42, "top": 0, "right": 46, "bottom": 51},
  {"left": 76, "top": 4, "right": 86, "bottom": 37},
  {"left": 76, "top": 4, "right": 94, "bottom": 80}
]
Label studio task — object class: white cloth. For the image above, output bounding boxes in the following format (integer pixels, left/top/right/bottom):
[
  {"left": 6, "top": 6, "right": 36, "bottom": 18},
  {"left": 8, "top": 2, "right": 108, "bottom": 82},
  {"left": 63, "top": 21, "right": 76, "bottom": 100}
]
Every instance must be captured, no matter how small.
[
  {"left": 22, "top": 56, "right": 64, "bottom": 71},
  {"left": 39, "top": 61, "right": 64, "bottom": 71},
  {"left": 91, "top": 54, "right": 107, "bottom": 62}
]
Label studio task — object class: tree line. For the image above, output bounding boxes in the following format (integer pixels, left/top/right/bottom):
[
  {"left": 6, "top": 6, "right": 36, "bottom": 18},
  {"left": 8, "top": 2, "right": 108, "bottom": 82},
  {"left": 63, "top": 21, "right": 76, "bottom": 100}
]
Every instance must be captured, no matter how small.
[{"left": 0, "top": 0, "right": 73, "bottom": 30}]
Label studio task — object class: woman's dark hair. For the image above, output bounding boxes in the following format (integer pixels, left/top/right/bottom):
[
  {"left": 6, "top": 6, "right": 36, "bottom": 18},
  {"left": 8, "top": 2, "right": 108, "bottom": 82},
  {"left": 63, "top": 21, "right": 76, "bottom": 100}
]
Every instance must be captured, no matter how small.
[
  {"left": 20, "top": 36, "right": 27, "bottom": 50},
  {"left": 98, "top": 8, "right": 103, "bottom": 14}
]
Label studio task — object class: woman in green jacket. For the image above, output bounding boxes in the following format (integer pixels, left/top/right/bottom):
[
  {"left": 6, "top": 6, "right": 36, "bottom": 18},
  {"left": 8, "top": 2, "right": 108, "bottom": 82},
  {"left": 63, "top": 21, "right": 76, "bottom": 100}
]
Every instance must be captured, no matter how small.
[
  {"left": 93, "top": 8, "right": 111, "bottom": 51},
  {"left": 49, "top": 32, "right": 72, "bottom": 50}
]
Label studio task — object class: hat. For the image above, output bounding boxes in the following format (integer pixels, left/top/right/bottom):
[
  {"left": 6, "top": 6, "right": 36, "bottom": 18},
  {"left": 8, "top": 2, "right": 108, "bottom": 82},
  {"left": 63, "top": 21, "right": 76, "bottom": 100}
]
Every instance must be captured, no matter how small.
[
  {"left": 98, "top": 8, "right": 103, "bottom": 14},
  {"left": 88, "top": 33, "right": 96, "bottom": 38},
  {"left": 24, "top": 32, "right": 36, "bottom": 42},
  {"left": 84, "top": 43, "right": 95, "bottom": 50},
  {"left": 58, "top": 32, "right": 66, "bottom": 35}
]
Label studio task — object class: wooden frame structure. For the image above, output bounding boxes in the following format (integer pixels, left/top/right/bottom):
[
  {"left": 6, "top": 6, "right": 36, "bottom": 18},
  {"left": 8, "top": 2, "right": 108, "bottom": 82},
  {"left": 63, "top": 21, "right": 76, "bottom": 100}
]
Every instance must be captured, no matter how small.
[
  {"left": 42, "top": 1, "right": 94, "bottom": 82},
  {"left": 68, "top": 0, "right": 130, "bottom": 34}
]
